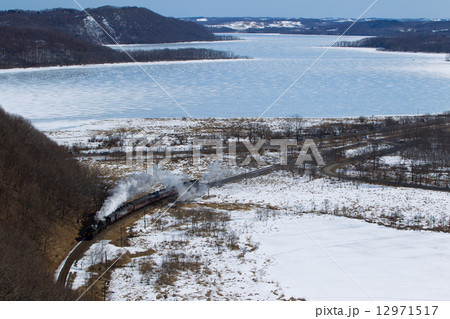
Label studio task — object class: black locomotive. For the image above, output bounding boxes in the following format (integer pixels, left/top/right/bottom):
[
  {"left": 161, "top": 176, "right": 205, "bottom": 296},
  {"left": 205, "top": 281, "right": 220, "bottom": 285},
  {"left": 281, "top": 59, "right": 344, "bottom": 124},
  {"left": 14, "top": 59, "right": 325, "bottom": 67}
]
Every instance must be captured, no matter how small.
[{"left": 81, "top": 179, "right": 200, "bottom": 240}]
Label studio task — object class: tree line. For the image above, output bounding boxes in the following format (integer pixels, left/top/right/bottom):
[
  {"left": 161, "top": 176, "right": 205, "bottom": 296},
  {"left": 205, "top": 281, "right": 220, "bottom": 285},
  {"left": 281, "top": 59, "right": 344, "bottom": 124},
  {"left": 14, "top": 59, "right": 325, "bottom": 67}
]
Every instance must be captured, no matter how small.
[
  {"left": 334, "top": 113, "right": 450, "bottom": 189},
  {"left": 0, "top": 26, "right": 244, "bottom": 69},
  {"left": 0, "top": 107, "right": 109, "bottom": 300},
  {"left": 336, "top": 34, "right": 450, "bottom": 54}
]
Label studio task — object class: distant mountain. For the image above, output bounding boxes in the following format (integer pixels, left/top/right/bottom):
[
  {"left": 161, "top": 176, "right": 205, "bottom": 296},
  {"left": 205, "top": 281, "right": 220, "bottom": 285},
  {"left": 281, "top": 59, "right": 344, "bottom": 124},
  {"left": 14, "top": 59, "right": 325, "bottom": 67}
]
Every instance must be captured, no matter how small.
[
  {"left": 0, "top": 6, "right": 216, "bottom": 44},
  {"left": 185, "top": 17, "right": 450, "bottom": 37}
]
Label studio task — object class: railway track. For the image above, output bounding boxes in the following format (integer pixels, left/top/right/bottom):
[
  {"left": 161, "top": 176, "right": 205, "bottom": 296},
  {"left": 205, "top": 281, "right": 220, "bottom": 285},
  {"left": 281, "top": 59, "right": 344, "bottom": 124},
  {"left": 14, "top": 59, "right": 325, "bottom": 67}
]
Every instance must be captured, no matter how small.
[
  {"left": 321, "top": 140, "right": 449, "bottom": 192},
  {"left": 56, "top": 164, "right": 280, "bottom": 290},
  {"left": 207, "top": 165, "right": 279, "bottom": 187},
  {"left": 57, "top": 119, "right": 449, "bottom": 291}
]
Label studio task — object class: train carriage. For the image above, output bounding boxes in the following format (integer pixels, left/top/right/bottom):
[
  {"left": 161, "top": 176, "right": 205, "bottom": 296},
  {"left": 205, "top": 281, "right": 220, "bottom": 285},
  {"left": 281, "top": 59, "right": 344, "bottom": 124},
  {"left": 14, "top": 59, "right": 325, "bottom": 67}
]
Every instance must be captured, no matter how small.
[{"left": 80, "top": 180, "right": 200, "bottom": 240}]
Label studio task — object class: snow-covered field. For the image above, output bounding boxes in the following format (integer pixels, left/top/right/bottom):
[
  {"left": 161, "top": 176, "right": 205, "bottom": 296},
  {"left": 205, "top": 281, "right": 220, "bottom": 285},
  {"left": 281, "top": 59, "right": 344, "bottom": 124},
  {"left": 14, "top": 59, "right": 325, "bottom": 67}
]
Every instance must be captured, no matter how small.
[
  {"left": 252, "top": 213, "right": 450, "bottom": 300},
  {"left": 52, "top": 116, "right": 449, "bottom": 300},
  {"left": 45, "top": 117, "right": 344, "bottom": 147},
  {"left": 67, "top": 171, "right": 450, "bottom": 300},
  {"left": 205, "top": 172, "right": 450, "bottom": 230},
  {"left": 344, "top": 144, "right": 392, "bottom": 158}
]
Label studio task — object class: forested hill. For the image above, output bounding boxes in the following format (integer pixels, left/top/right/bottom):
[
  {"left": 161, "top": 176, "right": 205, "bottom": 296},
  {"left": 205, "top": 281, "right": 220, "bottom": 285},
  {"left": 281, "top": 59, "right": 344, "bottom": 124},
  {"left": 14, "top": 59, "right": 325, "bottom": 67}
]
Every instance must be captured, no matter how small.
[
  {"left": 336, "top": 35, "right": 450, "bottom": 54},
  {"left": 0, "top": 107, "right": 108, "bottom": 300},
  {"left": 0, "top": 26, "right": 119, "bottom": 68},
  {"left": 0, "top": 6, "right": 216, "bottom": 44},
  {"left": 0, "top": 26, "right": 241, "bottom": 69},
  {"left": 189, "top": 17, "right": 450, "bottom": 37}
]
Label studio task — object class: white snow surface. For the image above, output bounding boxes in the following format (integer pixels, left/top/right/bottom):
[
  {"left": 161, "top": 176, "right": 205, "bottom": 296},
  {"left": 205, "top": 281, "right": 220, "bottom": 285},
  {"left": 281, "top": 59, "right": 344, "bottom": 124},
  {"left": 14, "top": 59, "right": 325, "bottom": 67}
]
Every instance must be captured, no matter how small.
[
  {"left": 70, "top": 240, "right": 126, "bottom": 290},
  {"left": 71, "top": 171, "right": 450, "bottom": 300},
  {"left": 209, "top": 20, "right": 304, "bottom": 30},
  {"left": 380, "top": 155, "right": 422, "bottom": 167},
  {"left": 252, "top": 213, "right": 450, "bottom": 300},
  {"left": 45, "top": 117, "right": 379, "bottom": 147},
  {"left": 205, "top": 172, "right": 449, "bottom": 228},
  {"left": 345, "top": 144, "right": 392, "bottom": 158},
  {"left": 83, "top": 16, "right": 105, "bottom": 43}
]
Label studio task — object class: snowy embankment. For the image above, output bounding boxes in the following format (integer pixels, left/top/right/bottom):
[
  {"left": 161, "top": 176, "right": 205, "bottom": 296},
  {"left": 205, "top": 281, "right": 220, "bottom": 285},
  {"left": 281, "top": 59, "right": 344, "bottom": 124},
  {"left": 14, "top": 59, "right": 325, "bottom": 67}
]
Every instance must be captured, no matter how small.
[
  {"left": 205, "top": 172, "right": 450, "bottom": 229},
  {"left": 45, "top": 117, "right": 367, "bottom": 149},
  {"left": 69, "top": 172, "right": 450, "bottom": 300}
]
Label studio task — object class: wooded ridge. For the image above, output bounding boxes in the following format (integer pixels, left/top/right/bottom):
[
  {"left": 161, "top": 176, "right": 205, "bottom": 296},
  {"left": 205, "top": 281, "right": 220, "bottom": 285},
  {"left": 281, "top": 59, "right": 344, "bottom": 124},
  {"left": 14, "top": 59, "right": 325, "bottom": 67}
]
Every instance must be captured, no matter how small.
[
  {"left": 335, "top": 34, "right": 450, "bottom": 54},
  {"left": 0, "top": 6, "right": 216, "bottom": 44},
  {"left": 0, "top": 26, "right": 243, "bottom": 69},
  {"left": 0, "top": 107, "right": 108, "bottom": 300}
]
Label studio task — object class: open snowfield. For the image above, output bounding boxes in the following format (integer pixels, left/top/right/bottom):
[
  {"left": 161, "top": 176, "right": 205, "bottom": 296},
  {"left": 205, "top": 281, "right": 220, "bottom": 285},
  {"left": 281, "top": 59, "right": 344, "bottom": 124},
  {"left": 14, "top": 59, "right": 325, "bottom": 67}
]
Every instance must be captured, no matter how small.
[
  {"left": 205, "top": 172, "right": 450, "bottom": 230},
  {"left": 51, "top": 115, "right": 449, "bottom": 300},
  {"left": 67, "top": 171, "right": 450, "bottom": 300},
  {"left": 252, "top": 213, "right": 450, "bottom": 300},
  {"left": 45, "top": 117, "right": 336, "bottom": 147}
]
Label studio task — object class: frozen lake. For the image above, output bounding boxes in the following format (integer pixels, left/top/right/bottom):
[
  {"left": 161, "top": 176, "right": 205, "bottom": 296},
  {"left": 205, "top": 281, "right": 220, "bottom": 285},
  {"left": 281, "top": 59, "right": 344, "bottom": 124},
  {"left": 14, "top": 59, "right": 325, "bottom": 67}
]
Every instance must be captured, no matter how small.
[
  {"left": 0, "top": 33, "right": 449, "bottom": 130},
  {"left": 256, "top": 213, "right": 450, "bottom": 300}
]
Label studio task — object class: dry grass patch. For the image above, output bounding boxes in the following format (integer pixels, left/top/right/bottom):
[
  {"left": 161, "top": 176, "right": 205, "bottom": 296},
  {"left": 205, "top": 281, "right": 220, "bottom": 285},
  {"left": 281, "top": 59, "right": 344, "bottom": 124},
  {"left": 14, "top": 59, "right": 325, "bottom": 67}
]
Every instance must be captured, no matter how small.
[{"left": 156, "top": 252, "right": 203, "bottom": 287}]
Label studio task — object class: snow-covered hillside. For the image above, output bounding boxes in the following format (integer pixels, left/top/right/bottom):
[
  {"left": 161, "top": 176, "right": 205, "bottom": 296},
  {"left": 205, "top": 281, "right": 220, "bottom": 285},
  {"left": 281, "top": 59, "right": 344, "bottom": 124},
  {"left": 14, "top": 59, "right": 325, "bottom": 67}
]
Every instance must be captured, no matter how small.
[
  {"left": 209, "top": 20, "right": 304, "bottom": 31},
  {"left": 187, "top": 17, "right": 450, "bottom": 37}
]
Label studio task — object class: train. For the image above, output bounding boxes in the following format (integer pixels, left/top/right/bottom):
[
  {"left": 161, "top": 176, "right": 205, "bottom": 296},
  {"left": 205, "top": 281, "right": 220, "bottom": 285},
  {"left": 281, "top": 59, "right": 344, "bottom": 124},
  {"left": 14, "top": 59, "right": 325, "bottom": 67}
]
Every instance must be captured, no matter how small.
[{"left": 81, "top": 179, "right": 200, "bottom": 240}]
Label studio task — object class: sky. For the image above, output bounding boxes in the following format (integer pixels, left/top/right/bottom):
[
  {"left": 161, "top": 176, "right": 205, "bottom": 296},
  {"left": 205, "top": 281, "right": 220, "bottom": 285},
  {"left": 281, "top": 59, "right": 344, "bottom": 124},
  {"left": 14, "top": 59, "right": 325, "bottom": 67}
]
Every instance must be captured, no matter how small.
[{"left": 0, "top": 0, "right": 449, "bottom": 19}]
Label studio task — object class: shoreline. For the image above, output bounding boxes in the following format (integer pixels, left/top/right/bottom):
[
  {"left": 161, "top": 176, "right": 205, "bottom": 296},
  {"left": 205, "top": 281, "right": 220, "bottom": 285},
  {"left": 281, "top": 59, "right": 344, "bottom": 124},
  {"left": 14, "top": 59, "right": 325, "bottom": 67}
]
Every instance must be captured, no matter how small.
[
  {"left": 41, "top": 113, "right": 446, "bottom": 132},
  {"left": 331, "top": 46, "right": 449, "bottom": 58},
  {"left": 106, "top": 38, "right": 244, "bottom": 48},
  {"left": 2, "top": 33, "right": 448, "bottom": 74},
  {"left": 0, "top": 57, "right": 249, "bottom": 74},
  {"left": 331, "top": 45, "right": 450, "bottom": 58}
]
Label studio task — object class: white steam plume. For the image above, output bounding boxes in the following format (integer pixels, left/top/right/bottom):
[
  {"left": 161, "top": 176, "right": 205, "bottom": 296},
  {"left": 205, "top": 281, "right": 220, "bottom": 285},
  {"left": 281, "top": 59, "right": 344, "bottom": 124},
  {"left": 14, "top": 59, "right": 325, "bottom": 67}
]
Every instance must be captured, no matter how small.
[
  {"left": 95, "top": 163, "right": 229, "bottom": 222},
  {"left": 95, "top": 172, "right": 158, "bottom": 221},
  {"left": 95, "top": 167, "right": 193, "bottom": 222},
  {"left": 202, "top": 161, "right": 230, "bottom": 183},
  {"left": 152, "top": 166, "right": 201, "bottom": 201}
]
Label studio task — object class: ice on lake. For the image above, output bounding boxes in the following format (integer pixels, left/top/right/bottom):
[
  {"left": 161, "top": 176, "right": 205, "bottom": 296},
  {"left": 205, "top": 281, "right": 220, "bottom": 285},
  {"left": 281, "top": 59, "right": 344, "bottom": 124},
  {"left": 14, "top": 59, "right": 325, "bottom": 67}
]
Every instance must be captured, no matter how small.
[{"left": 0, "top": 34, "right": 449, "bottom": 130}]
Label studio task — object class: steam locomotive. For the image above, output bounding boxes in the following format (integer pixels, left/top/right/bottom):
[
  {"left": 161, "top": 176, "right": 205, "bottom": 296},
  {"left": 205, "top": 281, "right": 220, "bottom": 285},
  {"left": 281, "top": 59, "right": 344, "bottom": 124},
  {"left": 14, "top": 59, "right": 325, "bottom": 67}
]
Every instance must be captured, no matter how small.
[{"left": 81, "top": 180, "right": 200, "bottom": 240}]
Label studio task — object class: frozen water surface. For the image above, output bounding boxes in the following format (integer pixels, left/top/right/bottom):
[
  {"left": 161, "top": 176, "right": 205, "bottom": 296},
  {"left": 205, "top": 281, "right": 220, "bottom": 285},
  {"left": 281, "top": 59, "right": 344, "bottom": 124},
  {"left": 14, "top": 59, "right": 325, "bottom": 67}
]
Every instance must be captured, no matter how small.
[{"left": 0, "top": 34, "right": 449, "bottom": 130}]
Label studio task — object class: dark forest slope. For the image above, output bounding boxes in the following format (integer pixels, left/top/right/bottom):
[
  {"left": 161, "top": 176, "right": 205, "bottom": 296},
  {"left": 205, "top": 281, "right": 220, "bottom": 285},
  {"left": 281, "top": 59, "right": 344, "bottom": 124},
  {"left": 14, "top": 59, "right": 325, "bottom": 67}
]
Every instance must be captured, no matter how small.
[
  {"left": 0, "top": 26, "right": 241, "bottom": 69},
  {"left": 0, "top": 107, "right": 108, "bottom": 300},
  {"left": 0, "top": 26, "right": 122, "bottom": 68},
  {"left": 336, "top": 34, "right": 450, "bottom": 54},
  {"left": 0, "top": 6, "right": 216, "bottom": 44}
]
